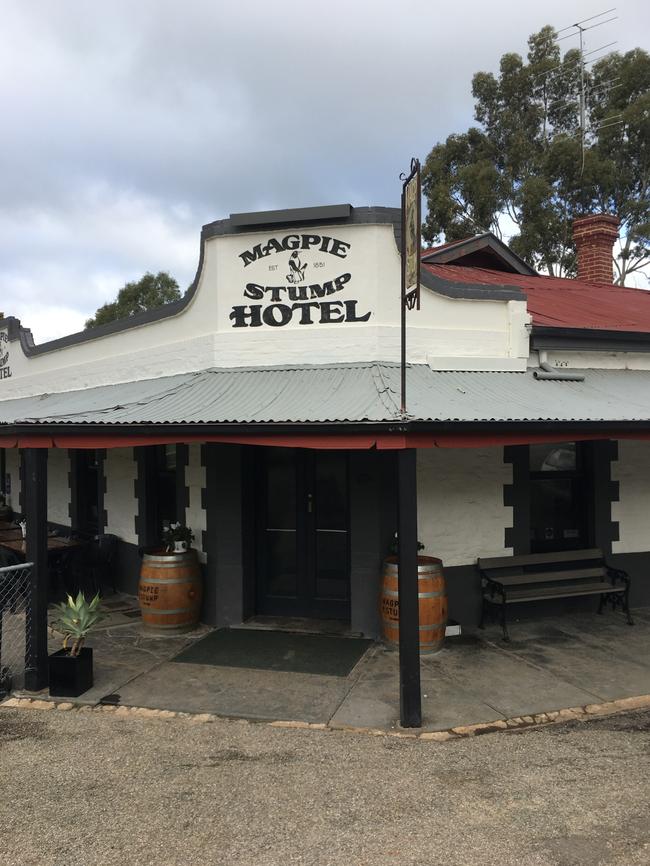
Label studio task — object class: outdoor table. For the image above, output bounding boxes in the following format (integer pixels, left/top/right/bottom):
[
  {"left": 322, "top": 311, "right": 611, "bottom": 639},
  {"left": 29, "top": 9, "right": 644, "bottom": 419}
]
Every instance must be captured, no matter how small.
[{"left": 0, "top": 536, "right": 86, "bottom": 557}]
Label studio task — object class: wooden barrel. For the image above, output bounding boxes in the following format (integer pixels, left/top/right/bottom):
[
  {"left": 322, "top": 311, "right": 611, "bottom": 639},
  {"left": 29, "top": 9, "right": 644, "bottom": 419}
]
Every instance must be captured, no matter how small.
[
  {"left": 138, "top": 549, "right": 202, "bottom": 632},
  {"left": 380, "top": 555, "right": 447, "bottom": 654}
]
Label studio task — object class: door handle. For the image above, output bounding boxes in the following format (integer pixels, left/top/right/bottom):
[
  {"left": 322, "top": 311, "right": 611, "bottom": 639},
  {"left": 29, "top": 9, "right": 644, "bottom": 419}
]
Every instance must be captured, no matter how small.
[{"left": 307, "top": 493, "right": 313, "bottom": 513}]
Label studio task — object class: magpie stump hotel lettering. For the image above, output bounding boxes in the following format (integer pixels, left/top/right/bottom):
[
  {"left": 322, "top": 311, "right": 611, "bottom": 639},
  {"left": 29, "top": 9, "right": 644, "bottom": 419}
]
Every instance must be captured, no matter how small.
[{"left": 229, "top": 233, "right": 372, "bottom": 328}]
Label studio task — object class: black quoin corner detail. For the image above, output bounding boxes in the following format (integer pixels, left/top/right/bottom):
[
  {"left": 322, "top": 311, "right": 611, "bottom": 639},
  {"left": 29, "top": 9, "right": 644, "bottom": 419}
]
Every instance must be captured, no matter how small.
[
  {"left": 503, "top": 445, "right": 530, "bottom": 555},
  {"left": 200, "top": 444, "right": 208, "bottom": 560},
  {"left": 591, "top": 440, "right": 620, "bottom": 554}
]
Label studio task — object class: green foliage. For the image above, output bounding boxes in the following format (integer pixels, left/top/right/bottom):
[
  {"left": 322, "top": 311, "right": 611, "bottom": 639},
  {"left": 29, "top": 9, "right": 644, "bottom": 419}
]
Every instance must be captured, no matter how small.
[
  {"left": 161, "top": 522, "right": 194, "bottom": 550},
  {"left": 53, "top": 592, "right": 105, "bottom": 656},
  {"left": 422, "top": 28, "right": 650, "bottom": 283},
  {"left": 85, "top": 271, "right": 181, "bottom": 329}
]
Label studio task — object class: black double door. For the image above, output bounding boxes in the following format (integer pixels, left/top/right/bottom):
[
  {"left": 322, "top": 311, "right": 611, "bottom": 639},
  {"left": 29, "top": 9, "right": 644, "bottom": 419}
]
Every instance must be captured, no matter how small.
[{"left": 255, "top": 448, "right": 350, "bottom": 620}]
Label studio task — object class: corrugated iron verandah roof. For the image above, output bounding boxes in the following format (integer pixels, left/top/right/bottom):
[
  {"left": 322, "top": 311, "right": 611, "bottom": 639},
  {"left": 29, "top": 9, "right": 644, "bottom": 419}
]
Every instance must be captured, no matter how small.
[{"left": 2, "top": 362, "right": 650, "bottom": 449}]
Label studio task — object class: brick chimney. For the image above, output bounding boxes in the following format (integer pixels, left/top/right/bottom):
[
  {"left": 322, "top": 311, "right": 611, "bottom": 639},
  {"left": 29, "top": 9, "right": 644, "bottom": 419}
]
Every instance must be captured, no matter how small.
[{"left": 573, "top": 214, "right": 619, "bottom": 284}]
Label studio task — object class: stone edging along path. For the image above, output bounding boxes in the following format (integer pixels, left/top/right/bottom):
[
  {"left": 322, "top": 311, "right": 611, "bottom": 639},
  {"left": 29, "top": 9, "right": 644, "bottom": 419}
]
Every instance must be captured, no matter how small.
[{"left": 3, "top": 693, "right": 650, "bottom": 741}]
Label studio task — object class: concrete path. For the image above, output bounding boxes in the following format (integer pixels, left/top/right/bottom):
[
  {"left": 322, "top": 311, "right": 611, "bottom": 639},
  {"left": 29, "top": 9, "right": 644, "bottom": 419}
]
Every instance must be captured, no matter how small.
[
  {"left": 1, "top": 703, "right": 650, "bottom": 865},
  {"left": 26, "top": 606, "right": 650, "bottom": 732}
]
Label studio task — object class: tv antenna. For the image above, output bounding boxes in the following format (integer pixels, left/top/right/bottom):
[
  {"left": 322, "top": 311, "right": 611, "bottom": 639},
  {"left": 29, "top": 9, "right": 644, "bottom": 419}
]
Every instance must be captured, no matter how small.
[{"left": 553, "top": 8, "right": 622, "bottom": 175}]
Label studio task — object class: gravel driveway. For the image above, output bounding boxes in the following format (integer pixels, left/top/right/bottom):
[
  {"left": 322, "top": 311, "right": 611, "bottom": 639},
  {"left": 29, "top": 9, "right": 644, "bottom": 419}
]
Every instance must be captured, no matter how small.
[{"left": 1, "top": 706, "right": 649, "bottom": 866}]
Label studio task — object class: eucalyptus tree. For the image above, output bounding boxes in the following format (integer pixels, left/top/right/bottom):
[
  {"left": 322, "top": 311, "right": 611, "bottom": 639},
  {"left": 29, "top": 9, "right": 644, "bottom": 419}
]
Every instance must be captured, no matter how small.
[{"left": 422, "top": 26, "right": 649, "bottom": 282}]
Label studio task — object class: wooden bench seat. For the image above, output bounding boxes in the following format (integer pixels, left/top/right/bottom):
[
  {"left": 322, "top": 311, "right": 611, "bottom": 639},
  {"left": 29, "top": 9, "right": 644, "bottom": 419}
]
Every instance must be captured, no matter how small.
[{"left": 477, "top": 548, "right": 633, "bottom": 641}]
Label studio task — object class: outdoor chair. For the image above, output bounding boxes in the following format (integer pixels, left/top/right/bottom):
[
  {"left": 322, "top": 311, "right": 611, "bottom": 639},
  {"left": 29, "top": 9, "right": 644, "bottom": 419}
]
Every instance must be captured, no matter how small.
[
  {"left": 0, "top": 549, "right": 21, "bottom": 569},
  {"left": 52, "top": 542, "right": 96, "bottom": 599},
  {"left": 91, "top": 534, "right": 119, "bottom": 593}
]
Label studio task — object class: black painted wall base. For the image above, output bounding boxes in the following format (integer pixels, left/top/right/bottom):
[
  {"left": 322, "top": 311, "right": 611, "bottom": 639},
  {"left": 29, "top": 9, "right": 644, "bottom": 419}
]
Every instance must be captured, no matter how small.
[
  {"left": 114, "top": 540, "right": 143, "bottom": 596},
  {"left": 106, "top": 544, "right": 650, "bottom": 629}
]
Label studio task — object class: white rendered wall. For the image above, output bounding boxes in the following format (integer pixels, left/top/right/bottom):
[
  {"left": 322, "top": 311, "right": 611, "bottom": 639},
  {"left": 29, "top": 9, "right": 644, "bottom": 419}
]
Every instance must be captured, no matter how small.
[
  {"left": 47, "top": 449, "right": 70, "bottom": 526},
  {"left": 417, "top": 447, "right": 512, "bottom": 567},
  {"left": 104, "top": 448, "right": 138, "bottom": 544},
  {"left": 531, "top": 349, "right": 650, "bottom": 372},
  {"left": 612, "top": 440, "right": 650, "bottom": 554},
  {"left": 185, "top": 443, "right": 206, "bottom": 564}
]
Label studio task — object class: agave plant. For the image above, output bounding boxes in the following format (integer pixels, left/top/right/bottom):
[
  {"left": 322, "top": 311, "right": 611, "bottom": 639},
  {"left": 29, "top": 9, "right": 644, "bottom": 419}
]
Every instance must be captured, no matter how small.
[{"left": 53, "top": 592, "right": 105, "bottom": 657}]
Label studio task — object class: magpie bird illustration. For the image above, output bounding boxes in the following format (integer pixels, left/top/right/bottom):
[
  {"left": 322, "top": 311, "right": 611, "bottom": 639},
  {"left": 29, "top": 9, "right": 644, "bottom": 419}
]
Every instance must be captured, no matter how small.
[{"left": 286, "top": 251, "right": 308, "bottom": 284}]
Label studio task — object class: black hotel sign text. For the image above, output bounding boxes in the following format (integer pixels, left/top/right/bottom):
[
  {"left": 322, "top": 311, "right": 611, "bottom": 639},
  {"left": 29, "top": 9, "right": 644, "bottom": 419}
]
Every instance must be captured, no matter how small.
[
  {"left": 229, "top": 233, "right": 371, "bottom": 328},
  {"left": 0, "top": 331, "right": 10, "bottom": 379}
]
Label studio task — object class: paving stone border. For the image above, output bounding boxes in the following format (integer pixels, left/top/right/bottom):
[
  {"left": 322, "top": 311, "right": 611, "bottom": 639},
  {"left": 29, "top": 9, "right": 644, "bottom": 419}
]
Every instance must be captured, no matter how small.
[{"left": 3, "top": 693, "right": 650, "bottom": 740}]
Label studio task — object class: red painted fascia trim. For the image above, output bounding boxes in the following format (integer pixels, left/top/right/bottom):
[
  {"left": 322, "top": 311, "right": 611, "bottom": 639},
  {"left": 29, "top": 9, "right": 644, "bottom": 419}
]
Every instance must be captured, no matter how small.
[{"left": 3, "top": 430, "right": 650, "bottom": 451}]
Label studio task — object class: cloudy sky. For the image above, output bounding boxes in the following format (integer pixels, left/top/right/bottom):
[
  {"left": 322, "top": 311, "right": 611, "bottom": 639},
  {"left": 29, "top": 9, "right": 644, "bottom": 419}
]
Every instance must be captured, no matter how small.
[{"left": 1, "top": 0, "right": 646, "bottom": 342}]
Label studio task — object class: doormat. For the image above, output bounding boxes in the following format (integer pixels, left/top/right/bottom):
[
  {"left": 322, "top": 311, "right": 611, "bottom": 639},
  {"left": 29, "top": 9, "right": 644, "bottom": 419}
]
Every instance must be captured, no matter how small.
[{"left": 170, "top": 628, "right": 374, "bottom": 677}]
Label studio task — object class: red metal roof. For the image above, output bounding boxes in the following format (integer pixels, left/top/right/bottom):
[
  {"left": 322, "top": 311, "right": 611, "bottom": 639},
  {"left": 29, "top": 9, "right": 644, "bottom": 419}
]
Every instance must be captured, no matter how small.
[{"left": 422, "top": 262, "right": 650, "bottom": 333}]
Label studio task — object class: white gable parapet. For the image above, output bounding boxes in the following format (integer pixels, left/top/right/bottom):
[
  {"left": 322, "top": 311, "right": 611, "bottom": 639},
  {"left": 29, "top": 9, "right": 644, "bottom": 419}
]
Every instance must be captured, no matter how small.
[{"left": 0, "top": 206, "right": 531, "bottom": 399}]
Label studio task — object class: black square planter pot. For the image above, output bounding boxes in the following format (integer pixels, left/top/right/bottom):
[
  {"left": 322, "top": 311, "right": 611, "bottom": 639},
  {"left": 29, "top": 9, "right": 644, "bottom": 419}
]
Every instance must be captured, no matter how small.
[{"left": 48, "top": 647, "right": 93, "bottom": 697}]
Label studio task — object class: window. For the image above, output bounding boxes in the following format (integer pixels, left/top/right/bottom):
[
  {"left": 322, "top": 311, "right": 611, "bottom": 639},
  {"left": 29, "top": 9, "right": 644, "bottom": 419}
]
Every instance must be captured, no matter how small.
[
  {"left": 74, "top": 450, "right": 101, "bottom": 535},
  {"left": 154, "top": 445, "right": 178, "bottom": 530},
  {"left": 529, "top": 442, "right": 589, "bottom": 553}
]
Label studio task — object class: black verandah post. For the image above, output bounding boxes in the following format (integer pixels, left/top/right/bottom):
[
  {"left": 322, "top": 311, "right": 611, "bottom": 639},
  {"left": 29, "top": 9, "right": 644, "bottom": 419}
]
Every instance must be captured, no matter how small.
[
  {"left": 23, "top": 448, "right": 49, "bottom": 692},
  {"left": 397, "top": 447, "right": 422, "bottom": 727}
]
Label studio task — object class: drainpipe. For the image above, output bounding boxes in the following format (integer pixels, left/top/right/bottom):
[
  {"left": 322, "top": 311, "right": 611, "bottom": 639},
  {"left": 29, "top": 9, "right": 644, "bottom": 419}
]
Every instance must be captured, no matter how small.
[{"left": 534, "top": 352, "right": 585, "bottom": 382}]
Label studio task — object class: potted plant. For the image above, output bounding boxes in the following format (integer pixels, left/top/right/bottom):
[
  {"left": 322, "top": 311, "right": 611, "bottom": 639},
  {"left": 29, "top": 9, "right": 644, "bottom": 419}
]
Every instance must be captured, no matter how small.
[
  {"left": 49, "top": 592, "right": 105, "bottom": 697},
  {"left": 388, "top": 532, "right": 425, "bottom": 557},
  {"left": 138, "top": 524, "right": 202, "bottom": 631},
  {"left": 161, "top": 522, "right": 195, "bottom": 553}
]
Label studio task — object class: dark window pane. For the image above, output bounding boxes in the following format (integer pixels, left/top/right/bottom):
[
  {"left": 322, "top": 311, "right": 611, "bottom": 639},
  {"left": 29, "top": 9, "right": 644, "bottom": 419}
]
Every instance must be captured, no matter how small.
[
  {"left": 77, "top": 450, "right": 100, "bottom": 535},
  {"left": 163, "top": 444, "right": 177, "bottom": 470},
  {"left": 266, "top": 449, "right": 297, "bottom": 530},
  {"left": 530, "top": 442, "right": 577, "bottom": 472},
  {"left": 530, "top": 477, "right": 586, "bottom": 551},
  {"left": 315, "top": 452, "right": 347, "bottom": 530},
  {"left": 155, "top": 445, "right": 177, "bottom": 528}
]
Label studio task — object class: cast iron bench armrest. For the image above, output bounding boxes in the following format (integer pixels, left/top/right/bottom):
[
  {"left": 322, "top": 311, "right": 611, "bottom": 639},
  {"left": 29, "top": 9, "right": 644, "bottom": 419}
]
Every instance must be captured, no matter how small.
[
  {"left": 481, "top": 576, "right": 506, "bottom": 598},
  {"left": 606, "top": 564, "right": 629, "bottom": 584}
]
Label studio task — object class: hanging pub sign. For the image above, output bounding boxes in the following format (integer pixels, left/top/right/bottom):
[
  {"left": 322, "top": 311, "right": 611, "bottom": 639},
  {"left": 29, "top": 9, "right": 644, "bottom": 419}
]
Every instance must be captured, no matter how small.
[
  {"left": 229, "top": 233, "right": 372, "bottom": 328},
  {"left": 402, "top": 158, "right": 421, "bottom": 311},
  {"left": 0, "top": 331, "right": 11, "bottom": 380},
  {"left": 399, "top": 157, "right": 421, "bottom": 415}
]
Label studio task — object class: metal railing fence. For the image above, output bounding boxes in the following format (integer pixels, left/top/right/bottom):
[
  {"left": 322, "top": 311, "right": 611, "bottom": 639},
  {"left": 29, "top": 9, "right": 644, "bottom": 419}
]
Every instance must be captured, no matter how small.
[{"left": 0, "top": 562, "right": 33, "bottom": 696}]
